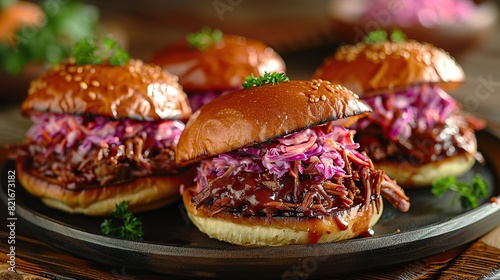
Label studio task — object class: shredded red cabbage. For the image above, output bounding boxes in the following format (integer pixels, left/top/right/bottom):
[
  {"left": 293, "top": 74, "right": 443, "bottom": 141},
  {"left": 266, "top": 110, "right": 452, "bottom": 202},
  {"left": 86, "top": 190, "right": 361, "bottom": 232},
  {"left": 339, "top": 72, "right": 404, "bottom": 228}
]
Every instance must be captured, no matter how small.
[
  {"left": 25, "top": 113, "right": 185, "bottom": 158},
  {"left": 352, "top": 85, "right": 457, "bottom": 140},
  {"left": 193, "top": 125, "right": 370, "bottom": 192},
  {"left": 188, "top": 88, "right": 236, "bottom": 111}
]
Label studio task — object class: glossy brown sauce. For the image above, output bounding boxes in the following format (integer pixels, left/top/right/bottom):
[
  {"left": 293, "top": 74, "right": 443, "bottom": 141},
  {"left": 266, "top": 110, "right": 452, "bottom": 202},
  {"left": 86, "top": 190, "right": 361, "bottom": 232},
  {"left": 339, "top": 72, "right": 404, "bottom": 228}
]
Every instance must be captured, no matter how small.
[{"left": 194, "top": 171, "right": 368, "bottom": 219}]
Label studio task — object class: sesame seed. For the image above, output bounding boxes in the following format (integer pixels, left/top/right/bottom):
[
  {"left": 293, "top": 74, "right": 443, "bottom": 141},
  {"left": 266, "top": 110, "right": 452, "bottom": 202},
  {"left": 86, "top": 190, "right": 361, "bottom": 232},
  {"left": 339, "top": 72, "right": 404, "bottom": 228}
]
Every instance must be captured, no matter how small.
[
  {"left": 309, "top": 97, "right": 315, "bottom": 102},
  {"left": 324, "top": 84, "right": 334, "bottom": 93},
  {"left": 37, "top": 81, "right": 47, "bottom": 89},
  {"left": 74, "top": 76, "right": 82, "bottom": 82},
  {"left": 77, "top": 67, "right": 83, "bottom": 73},
  {"left": 314, "top": 97, "right": 320, "bottom": 102},
  {"left": 88, "top": 91, "right": 96, "bottom": 100},
  {"left": 91, "top": 80, "right": 100, "bottom": 87},
  {"left": 65, "top": 75, "right": 72, "bottom": 82},
  {"left": 68, "top": 66, "right": 76, "bottom": 73},
  {"left": 80, "top": 81, "right": 88, "bottom": 90},
  {"left": 321, "top": 95, "right": 327, "bottom": 101}
]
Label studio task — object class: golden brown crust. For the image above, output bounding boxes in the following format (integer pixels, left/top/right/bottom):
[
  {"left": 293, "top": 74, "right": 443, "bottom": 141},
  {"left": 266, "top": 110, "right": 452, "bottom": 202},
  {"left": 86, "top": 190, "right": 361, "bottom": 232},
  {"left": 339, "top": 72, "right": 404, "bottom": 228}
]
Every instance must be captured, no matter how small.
[
  {"left": 21, "top": 59, "right": 192, "bottom": 121},
  {"left": 183, "top": 189, "right": 382, "bottom": 246},
  {"left": 175, "top": 80, "right": 372, "bottom": 165},
  {"left": 313, "top": 40, "right": 465, "bottom": 96},
  {"left": 377, "top": 152, "right": 476, "bottom": 188},
  {"left": 149, "top": 35, "right": 286, "bottom": 92},
  {"left": 16, "top": 160, "right": 195, "bottom": 216}
]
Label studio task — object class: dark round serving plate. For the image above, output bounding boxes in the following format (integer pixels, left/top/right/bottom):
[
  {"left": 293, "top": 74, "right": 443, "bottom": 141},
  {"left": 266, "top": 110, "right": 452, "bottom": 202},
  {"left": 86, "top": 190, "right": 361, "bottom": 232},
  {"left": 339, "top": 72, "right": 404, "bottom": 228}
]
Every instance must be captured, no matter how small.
[{"left": 1, "top": 131, "right": 500, "bottom": 279}]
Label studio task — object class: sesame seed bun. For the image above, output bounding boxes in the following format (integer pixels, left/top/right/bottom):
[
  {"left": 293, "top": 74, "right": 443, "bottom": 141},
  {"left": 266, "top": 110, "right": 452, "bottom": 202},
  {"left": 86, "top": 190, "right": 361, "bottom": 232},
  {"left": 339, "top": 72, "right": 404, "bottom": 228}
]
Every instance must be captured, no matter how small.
[
  {"left": 21, "top": 59, "right": 192, "bottom": 121},
  {"left": 313, "top": 40, "right": 478, "bottom": 188},
  {"left": 313, "top": 40, "right": 465, "bottom": 96},
  {"left": 149, "top": 34, "right": 286, "bottom": 92},
  {"left": 175, "top": 79, "right": 372, "bottom": 166},
  {"left": 175, "top": 78, "right": 411, "bottom": 246},
  {"left": 16, "top": 59, "right": 194, "bottom": 216}
]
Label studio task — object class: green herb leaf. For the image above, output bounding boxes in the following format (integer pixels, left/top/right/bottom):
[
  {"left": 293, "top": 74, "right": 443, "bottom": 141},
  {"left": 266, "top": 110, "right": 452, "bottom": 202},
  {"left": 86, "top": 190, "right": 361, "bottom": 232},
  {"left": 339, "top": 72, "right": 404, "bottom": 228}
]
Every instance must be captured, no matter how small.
[
  {"left": 363, "top": 30, "right": 388, "bottom": 44},
  {"left": 242, "top": 72, "right": 289, "bottom": 88},
  {"left": 72, "top": 37, "right": 102, "bottom": 65},
  {"left": 108, "top": 46, "right": 129, "bottom": 66},
  {"left": 100, "top": 201, "right": 144, "bottom": 240},
  {"left": 363, "top": 29, "right": 407, "bottom": 44},
  {"left": 72, "top": 36, "right": 129, "bottom": 66},
  {"left": 186, "top": 27, "right": 223, "bottom": 51},
  {"left": 431, "top": 174, "right": 489, "bottom": 209},
  {"left": 390, "top": 29, "right": 407, "bottom": 42}
]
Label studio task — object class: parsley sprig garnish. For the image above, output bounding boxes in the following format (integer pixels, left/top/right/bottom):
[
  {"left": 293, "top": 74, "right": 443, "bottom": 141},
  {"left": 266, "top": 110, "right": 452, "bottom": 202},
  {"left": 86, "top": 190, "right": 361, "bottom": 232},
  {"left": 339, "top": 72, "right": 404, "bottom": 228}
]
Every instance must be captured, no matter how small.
[
  {"left": 100, "top": 201, "right": 144, "bottom": 240},
  {"left": 72, "top": 36, "right": 129, "bottom": 66},
  {"left": 431, "top": 174, "right": 489, "bottom": 209},
  {"left": 363, "top": 29, "right": 407, "bottom": 44},
  {"left": 242, "top": 72, "right": 289, "bottom": 88},
  {"left": 186, "top": 27, "right": 223, "bottom": 51}
]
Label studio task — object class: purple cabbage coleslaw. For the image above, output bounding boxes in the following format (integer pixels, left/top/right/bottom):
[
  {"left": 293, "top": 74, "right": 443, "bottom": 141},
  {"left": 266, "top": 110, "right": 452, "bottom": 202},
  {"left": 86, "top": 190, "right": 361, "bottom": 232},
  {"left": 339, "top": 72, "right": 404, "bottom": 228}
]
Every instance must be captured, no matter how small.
[
  {"left": 188, "top": 88, "right": 237, "bottom": 112},
  {"left": 193, "top": 125, "right": 370, "bottom": 192},
  {"left": 352, "top": 85, "right": 457, "bottom": 141},
  {"left": 25, "top": 113, "right": 185, "bottom": 157}
]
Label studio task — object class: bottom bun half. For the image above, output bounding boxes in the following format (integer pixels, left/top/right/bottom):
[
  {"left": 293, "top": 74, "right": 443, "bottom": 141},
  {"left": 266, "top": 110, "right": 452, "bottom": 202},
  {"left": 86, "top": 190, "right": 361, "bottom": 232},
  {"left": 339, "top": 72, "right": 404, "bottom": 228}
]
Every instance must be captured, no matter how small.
[
  {"left": 183, "top": 189, "right": 383, "bottom": 246},
  {"left": 17, "top": 161, "right": 194, "bottom": 216},
  {"left": 376, "top": 152, "right": 476, "bottom": 188}
]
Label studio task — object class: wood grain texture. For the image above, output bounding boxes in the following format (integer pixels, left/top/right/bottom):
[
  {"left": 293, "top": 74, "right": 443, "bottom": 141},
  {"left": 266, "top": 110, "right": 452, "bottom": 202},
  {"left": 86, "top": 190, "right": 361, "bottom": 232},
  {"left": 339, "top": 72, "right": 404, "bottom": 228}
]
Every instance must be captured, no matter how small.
[{"left": 0, "top": 231, "right": 168, "bottom": 280}]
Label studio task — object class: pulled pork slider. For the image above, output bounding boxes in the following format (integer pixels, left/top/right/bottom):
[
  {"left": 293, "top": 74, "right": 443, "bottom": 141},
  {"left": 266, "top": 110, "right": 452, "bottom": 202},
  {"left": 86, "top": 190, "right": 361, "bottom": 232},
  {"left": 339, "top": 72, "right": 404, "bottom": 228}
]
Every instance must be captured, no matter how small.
[
  {"left": 14, "top": 39, "right": 193, "bottom": 216},
  {"left": 176, "top": 75, "right": 410, "bottom": 246},
  {"left": 149, "top": 27, "right": 286, "bottom": 111},
  {"left": 313, "top": 33, "right": 482, "bottom": 187}
]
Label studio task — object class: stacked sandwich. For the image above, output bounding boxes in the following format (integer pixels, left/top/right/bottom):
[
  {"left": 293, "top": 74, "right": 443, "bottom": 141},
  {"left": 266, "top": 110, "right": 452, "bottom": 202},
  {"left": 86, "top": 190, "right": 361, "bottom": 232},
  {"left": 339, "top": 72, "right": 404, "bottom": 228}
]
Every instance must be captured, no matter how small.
[
  {"left": 313, "top": 32, "right": 482, "bottom": 187},
  {"left": 175, "top": 74, "right": 410, "bottom": 246}
]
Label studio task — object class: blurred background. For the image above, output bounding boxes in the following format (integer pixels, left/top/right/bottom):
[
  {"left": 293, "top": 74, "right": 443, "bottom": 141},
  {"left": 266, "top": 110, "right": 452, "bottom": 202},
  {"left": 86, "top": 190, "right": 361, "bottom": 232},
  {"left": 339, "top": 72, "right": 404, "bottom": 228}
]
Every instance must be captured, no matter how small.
[{"left": 1, "top": 0, "right": 500, "bottom": 140}]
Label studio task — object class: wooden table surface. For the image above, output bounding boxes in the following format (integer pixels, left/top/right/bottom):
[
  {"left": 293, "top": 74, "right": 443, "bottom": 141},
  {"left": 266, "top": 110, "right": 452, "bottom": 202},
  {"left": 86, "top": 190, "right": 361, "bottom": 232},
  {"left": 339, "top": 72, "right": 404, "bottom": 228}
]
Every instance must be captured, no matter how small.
[{"left": 1, "top": 1, "right": 500, "bottom": 279}]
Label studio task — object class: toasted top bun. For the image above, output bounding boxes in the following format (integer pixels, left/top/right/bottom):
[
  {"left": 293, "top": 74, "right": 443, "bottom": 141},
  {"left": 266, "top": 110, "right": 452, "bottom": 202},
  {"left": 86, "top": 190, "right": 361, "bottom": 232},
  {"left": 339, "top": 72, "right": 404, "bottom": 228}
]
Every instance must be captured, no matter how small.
[
  {"left": 21, "top": 59, "right": 192, "bottom": 121},
  {"left": 176, "top": 79, "right": 372, "bottom": 165},
  {"left": 149, "top": 35, "right": 286, "bottom": 92},
  {"left": 313, "top": 40, "right": 465, "bottom": 96}
]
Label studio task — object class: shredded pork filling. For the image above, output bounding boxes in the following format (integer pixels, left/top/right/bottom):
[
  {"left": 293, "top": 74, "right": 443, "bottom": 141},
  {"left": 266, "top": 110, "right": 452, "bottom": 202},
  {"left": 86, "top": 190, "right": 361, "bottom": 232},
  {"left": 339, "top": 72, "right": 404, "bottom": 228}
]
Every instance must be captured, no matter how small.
[
  {"left": 190, "top": 125, "right": 410, "bottom": 219},
  {"left": 352, "top": 85, "right": 478, "bottom": 163},
  {"left": 16, "top": 113, "right": 185, "bottom": 190}
]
